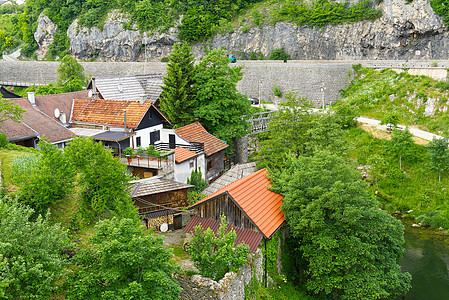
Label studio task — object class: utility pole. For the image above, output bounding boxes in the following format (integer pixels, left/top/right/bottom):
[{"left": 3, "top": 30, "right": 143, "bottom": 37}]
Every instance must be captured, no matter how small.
[{"left": 320, "top": 82, "right": 326, "bottom": 111}]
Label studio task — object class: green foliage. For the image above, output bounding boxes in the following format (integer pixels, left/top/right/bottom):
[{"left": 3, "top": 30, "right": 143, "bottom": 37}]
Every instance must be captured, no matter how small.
[
  {"left": 187, "top": 168, "right": 207, "bottom": 192},
  {"left": 187, "top": 190, "right": 207, "bottom": 206},
  {"left": 333, "top": 102, "right": 359, "bottom": 128},
  {"left": 0, "top": 95, "right": 24, "bottom": 126},
  {"left": 187, "top": 215, "right": 250, "bottom": 280},
  {"left": 270, "top": 152, "right": 411, "bottom": 299},
  {"left": 272, "top": 0, "right": 382, "bottom": 28},
  {"left": 11, "top": 153, "right": 39, "bottom": 184},
  {"left": 0, "top": 133, "right": 7, "bottom": 148},
  {"left": 427, "top": 137, "right": 449, "bottom": 182},
  {"left": 380, "top": 110, "right": 400, "bottom": 129},
  {"left": 64, "top": 137, "right": 137, "bottom": 223},
  {"left": 256, "top": 92, "right": 345, "bottom": 170},
  {"left": 14, "top": 140, "right": 75, "bottom": 217},
  {"left": 193, "top": 49, "right": 251, "bottom": 143},
  {"left": 273, "top": 83, "right": 282, "bottom": 97},
  {"left": 0, "top": 196, "right": 72, "bottom": 299},
  {"left": 430, "top": 0, "right": 449, "bottom": 28},
  {"left": 160, "top": 43, "right": 197, "bottom": 126},
  {"left": 57, "top": 55, "right": 87, "bottom": 91},
  {"left": 269, "top": 48, "right": 290, "bottom": 61},
  {"left": 387, "top": 127, "right": 414, "bottom": 169},
  {"left": 64, "top": 218, "right": 181, "bottom": 299}
]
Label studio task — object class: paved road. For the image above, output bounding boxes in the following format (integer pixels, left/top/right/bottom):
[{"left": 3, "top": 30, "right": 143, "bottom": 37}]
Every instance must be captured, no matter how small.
[
  {"left": 357, "top": 117, "right": 443, "bottom": 142},
  {"left": 255, "top": 104, "right": 444, "bottom": 142}
]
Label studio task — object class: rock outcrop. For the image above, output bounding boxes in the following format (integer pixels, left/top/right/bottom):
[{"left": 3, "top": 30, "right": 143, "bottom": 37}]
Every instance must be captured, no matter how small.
[
  {"left": 67, "top": 10, "right": 179, "bottom": 61},
  {"left": 34, "top": 13, "right": 58, "bottom": 60},
  {"left": 54, "top": 0, "right": 449, "bottom": 61}
]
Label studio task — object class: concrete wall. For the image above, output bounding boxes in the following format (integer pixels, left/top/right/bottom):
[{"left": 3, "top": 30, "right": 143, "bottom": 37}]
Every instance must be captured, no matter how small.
[{"left": 2, "top": 60, "right": 448, "bottom": 107}]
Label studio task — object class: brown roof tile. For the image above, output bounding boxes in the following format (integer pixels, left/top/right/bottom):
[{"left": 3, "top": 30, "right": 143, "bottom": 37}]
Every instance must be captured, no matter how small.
[
  {"left": 34, "top": 90, "right": 89, "bottom": 122},
  {"left": 70, "top": 98, "right": 152, "bottom": 129},
  {"left": 183, "top": 216, "right": 264, "bottom": 252},
  {"left": 174, "top": 121, "right": 228, "bottom": 156},
  {"left": 2, "top": 98, "right": 75, "bottom": 143},
  {"left": 174, "top": 147, "right": 198, "bottom": 164},
  {"left": 191, "top": 168, "right": 284, "bottom": 239}
]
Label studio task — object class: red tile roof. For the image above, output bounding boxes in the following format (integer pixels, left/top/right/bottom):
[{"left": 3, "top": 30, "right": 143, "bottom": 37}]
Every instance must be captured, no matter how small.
[
  {"left": 191, "top": 168, "right": 284, "bottom": 239},
  {"left": 2, "top": 98, "right": 75, "bottom": 143},
  {"left": 174, "top": 121, "right": 228, "bottom": 156},
  {"left": 183, "top": 215, "right": 264, "bottom": 252},
  {"left": 174, "top": 147, "right": 198, "bottom": 164},
  {"left": 70, "top": 98, "right": 152, "bottom": 129}
]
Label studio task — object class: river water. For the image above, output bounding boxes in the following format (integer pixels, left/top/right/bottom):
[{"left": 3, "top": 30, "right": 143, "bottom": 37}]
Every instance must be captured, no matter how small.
[{"left": 399, "top": 226, "right": 449, "bottom": 299}]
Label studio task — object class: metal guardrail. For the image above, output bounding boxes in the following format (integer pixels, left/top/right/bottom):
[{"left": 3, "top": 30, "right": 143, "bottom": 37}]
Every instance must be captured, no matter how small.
[{"left": 244, "top": 111, "right": 274, "bottom": 134}]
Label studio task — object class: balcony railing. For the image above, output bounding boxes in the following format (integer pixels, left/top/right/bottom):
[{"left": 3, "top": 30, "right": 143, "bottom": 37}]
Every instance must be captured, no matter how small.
[{"left": 154, "top": 142, "right": 204, "bottom": 154}]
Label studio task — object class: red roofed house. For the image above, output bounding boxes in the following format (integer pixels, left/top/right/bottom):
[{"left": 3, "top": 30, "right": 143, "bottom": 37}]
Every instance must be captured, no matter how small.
[
  {"left": 173, "top": 147, "right": 206, "bottom": 183},
  {"left": 175, "top": 121, "right": 229, "bottom": 182},
  {"left": 2, "top": 93, "right": 77, "bottom": 148},
  {"left": 189, "top": 168, "right": 285, "bottom": 241}
]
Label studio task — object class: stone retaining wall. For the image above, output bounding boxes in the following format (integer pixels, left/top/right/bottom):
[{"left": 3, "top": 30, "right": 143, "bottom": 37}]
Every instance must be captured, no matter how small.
[{"left": 177, "top": 249, "right": 264, "bottom": 300}]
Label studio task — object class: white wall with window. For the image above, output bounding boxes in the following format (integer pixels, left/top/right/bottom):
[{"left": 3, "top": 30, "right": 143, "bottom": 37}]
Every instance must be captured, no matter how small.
[
  {"left": 132, "top": 124, "right": 163, "bottom": 148},
  {"left": 174, "top": 153, "right": 206, "bottom": 184}
]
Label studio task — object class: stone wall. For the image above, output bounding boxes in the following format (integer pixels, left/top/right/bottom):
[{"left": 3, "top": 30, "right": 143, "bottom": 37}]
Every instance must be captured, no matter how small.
[{"left": 177, "top": 249, "right": 264, "bottom": 300}]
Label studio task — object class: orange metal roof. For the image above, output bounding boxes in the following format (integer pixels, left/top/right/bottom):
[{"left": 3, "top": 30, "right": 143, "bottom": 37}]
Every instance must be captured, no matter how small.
[
  {"left": 70, "top": 98, "right": 152, "bottom": 129},
  {"left": 191, "top": 168, "right": 284, "bottom": 239},
  {"left": 174, "top": 121, "right": 228, "bottom": 156},
  {"left": 174, "top": 147, "right": 198, "bottom": 164}
]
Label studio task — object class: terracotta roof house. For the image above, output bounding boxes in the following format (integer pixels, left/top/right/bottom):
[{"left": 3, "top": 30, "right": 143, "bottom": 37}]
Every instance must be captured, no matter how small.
[
  {"left": 173, "top": 147, "right": 206, "bottom": 184},
  {"left": 130, "top": 176, "right": 193, "bottom": 230},
  {"left": 2, "top": 97, "right": 75, "bottom": 148},
  {"left": 189, "top": 168, "right": 285, "bottom": 240},
  {"left": 86, "top": 75, "right": 163, "bottom": 103},
  {"left": 175, "top": 121, "right": 229, "bottom": 182}
]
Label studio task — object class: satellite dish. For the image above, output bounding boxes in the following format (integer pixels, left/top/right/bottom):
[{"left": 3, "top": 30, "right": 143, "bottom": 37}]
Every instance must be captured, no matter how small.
[
  {"left": 54, "top": 108, "right": 60, "bottom": 118},
  {"left": 160, "top": 223, "right": 168, "bottom": 232},
  {"left": 88, "top": 90, "right": 93, "bottom": 97}
]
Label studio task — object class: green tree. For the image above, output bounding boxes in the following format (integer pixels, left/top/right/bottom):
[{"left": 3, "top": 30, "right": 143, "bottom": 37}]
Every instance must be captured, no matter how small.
[
  {"left": 194, "top": 49, "right": 251, "bottom": 144},
  {"left": 257, "top": 92, "right": 345, "bottom": 170},
  {"left": 64, "top": 137, "right": 137, "bottom": 223},
  {"left": 380, "top": 110, "right": 400, "bottom": 130},
  {"left": 427, "top": 136, "right": 449, "bottom": 182},
  {"left": 388, "top": 127, "right": 414, "bottom": 169},
  {"left": 333, "top": 102, "right": 359, "bottom": 128},
  {"left": 187, "top": 167, "right": 207, "bottom": 192},
  {"left": 0, "top": 197, "right": 71, "bottom": 299},
  {"left": 187, "top": 215, "right": 250, "bottom": 280},
  {"left": 160, "top": 43, "right": 197, "bottom": 127},
  {"left": 271, "top": 152, "right": 411, "bottom": 299},
  {"left": 269, "top": 48, "right": 290, "bottom": 61},
  {"left": 0, "top": 95, "right": 24, "bottom": 127},
  {"left": 57, "top": 54, "right": 87, "bottom": 92},
  {"left": 64, "top": 218, "right": 181, "bottom": 299},
  {"left": 13, "top": 140, "right": 75, "bottom": 217}
]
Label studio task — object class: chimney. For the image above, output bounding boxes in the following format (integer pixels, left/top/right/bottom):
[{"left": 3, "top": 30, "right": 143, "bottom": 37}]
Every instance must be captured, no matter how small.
[
  {"left": 27, "top": 92, "right": 36, "bottom": 106},
  {"left": 140, "top": 95, "right": 146, "bottom": 105},
  {"left": 59, "top": 112, "right": 67, "bottom": 125},
  {"left": 92, "top": 77, "right": 98, "bottom": 98}
]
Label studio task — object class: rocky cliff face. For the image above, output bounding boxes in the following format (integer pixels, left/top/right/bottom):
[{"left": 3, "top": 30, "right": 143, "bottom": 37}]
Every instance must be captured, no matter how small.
[
  {"left": 34, "top": 0, "right": 449, "bottom": 61},
  {"left": 34, "top": 13, "right": 58, "bottom": 60}
]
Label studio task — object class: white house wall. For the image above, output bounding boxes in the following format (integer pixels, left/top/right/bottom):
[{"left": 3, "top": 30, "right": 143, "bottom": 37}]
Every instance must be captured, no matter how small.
[
  {"left": 174, "top": 153, "right": 207, "bottom": 184},
  {"left": 159, "top": 128, "right": 190, "bottom": 146},
  {"left": 133, "top": 124, "right": 163, "bottom": 148}
]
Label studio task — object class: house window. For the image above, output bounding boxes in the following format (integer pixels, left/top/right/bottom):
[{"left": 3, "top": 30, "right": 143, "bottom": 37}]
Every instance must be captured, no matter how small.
[
  {"left": 136, "top": 136, "right": 141, "bottom": 147},
  {"left": 150, "top": 130, "right": 160, "bottom": 145},
  {"left": 207, "top": 160, "right": 212, "bottom": 170},
  {"left": 189, "top": 161, "right": 194, "bottom": 168}
]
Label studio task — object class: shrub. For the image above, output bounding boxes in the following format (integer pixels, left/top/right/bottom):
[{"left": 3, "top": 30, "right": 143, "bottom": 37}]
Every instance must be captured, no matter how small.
[
  {"left": 187, "top": 215, "right": 250, "bottom": 280},
  {"left": 270, "top": 48, "right": 290, "bottom": 61},
  {"left": 187, "top": 168, "right": 207, "bottom": 192},
  {"left": 0, "top": 133, "right": 7, "bottom": 148},
  {"left": 273, "top": 84, "right": 282, "bottom": 97}
]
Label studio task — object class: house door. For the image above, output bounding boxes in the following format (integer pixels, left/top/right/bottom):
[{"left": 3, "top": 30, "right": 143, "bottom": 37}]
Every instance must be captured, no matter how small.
[
  {"left": 150, "top": 130, "right": 160, "bottom": 145},
  {"left": 169, "top": 134, "right": 176, "bottom": 149},
  {"left": 173, "top": 214, "right": 182, "bottom": 230}
]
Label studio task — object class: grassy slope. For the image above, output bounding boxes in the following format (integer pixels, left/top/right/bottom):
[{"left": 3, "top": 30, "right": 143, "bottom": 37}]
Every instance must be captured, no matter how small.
[
  {"left": 344, "top": 125, "right": 449, "bottom": 229},
  {"left": 340, "top": 67, "right": 449, "bottom": 135}
]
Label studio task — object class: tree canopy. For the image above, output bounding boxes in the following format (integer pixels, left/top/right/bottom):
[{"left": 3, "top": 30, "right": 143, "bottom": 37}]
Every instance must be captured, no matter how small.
[
  {"left": 64, "top": 218, "right": 181, "bottom": 299},
  {"left": 0, "top": 197, "right": 71, "bottom": 299},
  {"left": 57, "top": 54, "right": 87, "bottom": 92},
  {"left": 160, "top": 43, "right": 197, "bottom": 127},
  {"left": 0, "top": 95, "right": 24, "bottom": 127},
  {"left": 193, "top": 49, "right": 251, "bottom": 144},
  {"left": 427, "top": 136, "right": 449, "bottom": 182},
  {"left": 271, "top": 152, "right": 412, "bottom": 299}
]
